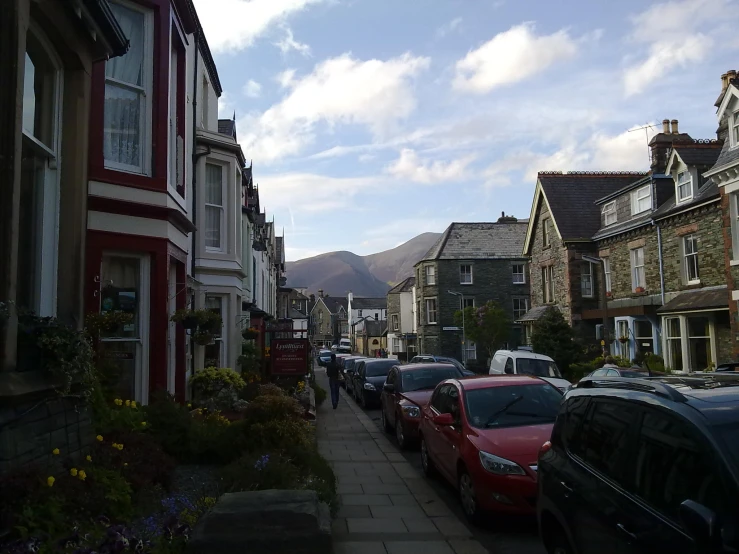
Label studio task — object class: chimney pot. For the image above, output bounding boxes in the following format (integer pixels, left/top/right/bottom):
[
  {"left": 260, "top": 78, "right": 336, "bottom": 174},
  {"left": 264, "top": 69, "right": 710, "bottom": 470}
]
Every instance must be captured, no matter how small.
[
  {"left": 722, "top": 73, "right": 729, "bottom": 91},
  {"left": 662, "top": 119, "right": 670, "bottom": 134},
  {"left": 728, "top": 70, "right": 737, "bottom": 84},
  {"left": 671, "top": 119, "right": 679, "bottom": 135}
]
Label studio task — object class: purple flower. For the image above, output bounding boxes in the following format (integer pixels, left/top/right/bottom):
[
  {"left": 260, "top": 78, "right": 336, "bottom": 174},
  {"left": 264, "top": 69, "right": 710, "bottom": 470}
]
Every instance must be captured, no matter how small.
[{"left": 254, "top": 454, "right": 270, "bottom": 470}]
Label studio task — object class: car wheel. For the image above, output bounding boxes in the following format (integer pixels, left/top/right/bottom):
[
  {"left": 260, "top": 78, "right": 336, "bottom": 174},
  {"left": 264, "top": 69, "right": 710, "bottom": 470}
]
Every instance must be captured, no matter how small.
[
  {"left": 420, "top": 436, "right": 437, "bottom": 478},
  {"left": 395, "top": 418, "right": 408, "bottom": 450},
  {"left": 381, "top": 405, "right": 392, "bottom": 433},
  {"left": 544, "top": 526, "right": 574, "bottom": 554},
  {"left": 458, "top": 469, "right": 483, "bottom": 525}
]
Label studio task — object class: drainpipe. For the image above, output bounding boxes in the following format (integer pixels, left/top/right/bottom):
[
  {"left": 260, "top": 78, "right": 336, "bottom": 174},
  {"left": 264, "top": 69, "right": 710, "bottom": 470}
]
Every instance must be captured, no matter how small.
[
  {"left": 191, "top": 34, "right": 199, "bottom": 279},
  {"left": 655, "top": 221, "right": 666, "bottom": 305}
]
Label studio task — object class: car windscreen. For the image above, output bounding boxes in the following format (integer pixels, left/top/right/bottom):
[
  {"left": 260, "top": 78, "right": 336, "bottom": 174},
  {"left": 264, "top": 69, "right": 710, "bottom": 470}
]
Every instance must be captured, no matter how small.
[
  {"left": 365, "top": 360, "right": 396, "bottom": 377},
  {"left": 619, "top": 370, "right": 650, "bottom": 378},
  {"left": 319, "top": 350, "right": 331, "bottom": 356},
  {"left": 516, "top": 358, "right": 563, "bottom": 378},
  {"left": 401, "top": 366, "right": 461, "bottom": 392},
  {"left": 344, "top": 360, "right": 356, "bottom": 370},
  {"left": 717, "top": 423, "right": 739, "bottom": 467},
  {"left": 437, "top": 358, "right": 463, "bottom": 370},
  {"left": 464, "top": 384, "right": 562, "bottom": 429}
]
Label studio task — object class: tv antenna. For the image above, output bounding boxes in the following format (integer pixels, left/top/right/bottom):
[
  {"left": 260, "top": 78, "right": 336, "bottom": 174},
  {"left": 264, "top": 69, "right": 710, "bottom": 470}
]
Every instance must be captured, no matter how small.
[{"left": 629, "top": 123, "right": 657, "bottom": 167}]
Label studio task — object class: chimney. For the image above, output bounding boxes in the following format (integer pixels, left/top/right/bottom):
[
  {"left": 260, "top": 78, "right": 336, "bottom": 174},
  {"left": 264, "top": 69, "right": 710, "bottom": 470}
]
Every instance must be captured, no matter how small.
[
  {"left": 716, "top": 70, "right": 737, "bottom": 108},
  {"left": 497, "top": 212, "right": 518, "bottom": 223},
  {"left": 649, "top": 117, "right": 692, "bottom": 173},
  {"left": 671, "top": 119, "right": 679, "bottom": 134},
  {"left": 728, "top": 70, "right": 737, "bottom": 85},
  {"left": 309, "top": 294, "right": 315, "bottom": 303},
  {"left": 662, "top": 119, "right": 670, "bottom": 133},
  {"left": 318, "top": 289, "right": 324, "bottom": 298}
]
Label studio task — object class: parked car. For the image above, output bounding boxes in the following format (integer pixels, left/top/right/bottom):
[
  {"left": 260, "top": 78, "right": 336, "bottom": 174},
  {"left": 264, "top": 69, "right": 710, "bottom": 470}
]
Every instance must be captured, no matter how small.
[
  {"left": 342, "top": 356, "right": 365, "bottom": 395},
  {"left": 409, "top": 355, "right": 475, "bottom": 376},
  {"left": 586, "top": 366, "right": 665, "bottom": 379},
  {"left": 490, "top": 349, "right": 571, "bottom": 392},
  {"left": 538, "top": 374, "right": 739, "bottom": 554},
  {"left": 419, "top": 375, "right": 563, "bottom": 523},
  {"left": 316, "top": 349, "right": 332, "bottom": 367},
  {"left": 352, "top": 359, "right": 398, "bottom": 407},
  {"left": 381, "top": 363, "right": 464, "bottom": 449}
]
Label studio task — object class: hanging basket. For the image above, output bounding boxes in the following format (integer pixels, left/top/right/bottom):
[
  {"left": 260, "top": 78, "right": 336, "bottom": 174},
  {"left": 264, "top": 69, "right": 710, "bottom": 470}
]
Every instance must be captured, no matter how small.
[
  {"left": 242, "top": 328, "right": 259, "bottom": 340},
  {"left": 180, "top": 315, "right": 199, "bottom": 330},
  {"left": 618, "top": 337, "right": 629, "bottom": 344},
  {"left": 193, "top": 331, "right": 215, "bottom": 346}
]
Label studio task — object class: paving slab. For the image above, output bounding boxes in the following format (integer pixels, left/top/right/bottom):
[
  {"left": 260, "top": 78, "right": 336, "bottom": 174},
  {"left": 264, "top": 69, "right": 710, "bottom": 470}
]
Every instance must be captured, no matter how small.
[
  {"left": 341, "top": 494, "right": 393, "bottom": 506},
  {"left": 347, "top": 518, "right": 408, "bottom": 534},
  {"left": 449, "top": 540, "right": 490, "bottom": 554},
  {"left": 385, "top": 541, "right": 455, "bottom": 554},
  {"left": 333, "top": 542, "right": 388, "bottom": 554}
]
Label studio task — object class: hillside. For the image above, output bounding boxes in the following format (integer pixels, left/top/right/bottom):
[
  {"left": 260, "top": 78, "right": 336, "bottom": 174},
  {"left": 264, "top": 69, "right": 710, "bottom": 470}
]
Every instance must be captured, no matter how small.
[{"left": 285, "top": 232, "right": 441, "bottom": 297}]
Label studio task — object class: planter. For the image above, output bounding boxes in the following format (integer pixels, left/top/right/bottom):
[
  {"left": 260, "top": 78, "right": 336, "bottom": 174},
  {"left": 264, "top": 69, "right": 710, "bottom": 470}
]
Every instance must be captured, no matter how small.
[
  {"left": 618, "top": 338, "right": 629, "bottom": 344},
  {"left": 193, "top": 331, "right": 215, "bottom": 346},
  {"left": 634, "top": 287, "right": 645, "bottom": 293},
  {"left": 180, "top": 316, "right": 199, "bottom": 331},
  {"left": 242, "top": 328, "right": 259, "bottom": 340}
]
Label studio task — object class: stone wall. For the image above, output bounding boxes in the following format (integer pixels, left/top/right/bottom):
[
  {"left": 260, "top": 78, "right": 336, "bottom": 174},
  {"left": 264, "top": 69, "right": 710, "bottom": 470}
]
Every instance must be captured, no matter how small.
[
  {"left": 720, "top": 191, "right": 739, "bottom": 357},
  {"left": 386, "top": 292, "right": 400, "bottom": 334},
  {"left": 598, "top": 225, "right": 655, "bottom": 300}
]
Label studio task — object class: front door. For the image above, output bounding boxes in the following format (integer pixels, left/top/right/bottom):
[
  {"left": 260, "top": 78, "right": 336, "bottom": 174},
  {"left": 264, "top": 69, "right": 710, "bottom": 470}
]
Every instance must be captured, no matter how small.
[{"left": 98, "top": 254, "right": 150, "bottom": 404}]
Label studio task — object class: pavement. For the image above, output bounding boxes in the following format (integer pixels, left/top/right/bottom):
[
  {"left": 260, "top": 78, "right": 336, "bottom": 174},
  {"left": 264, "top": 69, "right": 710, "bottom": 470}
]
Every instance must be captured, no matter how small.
[{"left": 316, "top": 368, "right": 490, "bottom": 554}]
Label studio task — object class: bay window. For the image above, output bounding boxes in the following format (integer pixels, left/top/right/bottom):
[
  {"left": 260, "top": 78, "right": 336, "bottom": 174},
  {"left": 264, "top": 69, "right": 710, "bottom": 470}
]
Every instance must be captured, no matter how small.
[
  {"left": 634, "top": 320, "right": 654, "bottom": 356},
  {"left": 731, "top": 193, "right": 739, "bottom": 261},
  {"left": 617, "top": 320, "right": 630, "bottom": 358},
  {"left": 104, "top": 1, "right": 152, "bottom": 174},
  {"left": 733, "top": 111, "right": 739, "bottom": 147},
  {"left": 663, "top": 315, "right": 716, "bottom": 372},
  {"left": 203, "top": 297, "right": 224, "bottom": 367},
  {"left": 205, "top": 163, "right": 224, "bottom": 250}
]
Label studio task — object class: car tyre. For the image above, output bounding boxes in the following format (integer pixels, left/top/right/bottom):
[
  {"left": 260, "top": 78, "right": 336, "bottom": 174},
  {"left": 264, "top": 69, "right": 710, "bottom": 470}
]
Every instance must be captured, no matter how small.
[
  {"left": 396, "top": 418, "right": 408, "bottom": 450},
  {"left": 381, "top": 405, "right": 392, "bottom": 433},
  {"left": 420, "top": 436, "right": 437, "bottom": 478},
  {"left": 458, "top": 469, "right": 483, "bottom": 525},
  {"left": 544, "top": 527, "right": 574, "bottom": 554}
]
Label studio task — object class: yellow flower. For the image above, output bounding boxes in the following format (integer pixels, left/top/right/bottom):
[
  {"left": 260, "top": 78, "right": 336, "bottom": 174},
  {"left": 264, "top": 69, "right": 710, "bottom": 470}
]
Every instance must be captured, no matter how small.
[
  {"left": 125, "top": 400, "right": 131, "bottom": 407},
  {"left": 86, "top": 455, "right": 92, "bottom": 462},
  {"left": 117, "top": 443, "right": 124, "bottom": 451},
  {"left": 52, "top": 448, "right": 60, "bottom": 455},
  {"left": 114, "top": 399, "right": 122, "bottom": 406},
  {"left": 78, "top": 470, "right": 86, "bottom": 481},
  {"left": 187, "top": 403, "right": 192, "bottom": 409},
  {"left": 123, "top": 463, "right": 128, "bottom": 467},
  {"left": 140, "top": 421, "right": 147, "bottom": 427},
  {"left": 112, "top": 442, "right": 118, "bottom": 449},
  {"left": 70, "top": 468, "right": 78, "bottom": 477},
  {"left": 47, "top": 476, "right": 55, "bottom": 487},
  {"left": 96, "top": 435, "right": 103, "bottom": 442},
  {"left": 131, "top": 401, "right": 137, "bottom": 408}
]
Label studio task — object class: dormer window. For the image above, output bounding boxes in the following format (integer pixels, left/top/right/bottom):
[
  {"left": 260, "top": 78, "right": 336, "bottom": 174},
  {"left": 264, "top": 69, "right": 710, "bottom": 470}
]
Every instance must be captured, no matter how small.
[
  {"left": 732, "top": 111, "right": 739, "bottom": 147},
  {"left": 630, "top": 185, "right": 651, "bottom": 215},
  {"left": 601, "top": 202, "right": 616, "bottom": 226},
  {"left": 677, "top": 171, "right": 693, "bottom": 203}
]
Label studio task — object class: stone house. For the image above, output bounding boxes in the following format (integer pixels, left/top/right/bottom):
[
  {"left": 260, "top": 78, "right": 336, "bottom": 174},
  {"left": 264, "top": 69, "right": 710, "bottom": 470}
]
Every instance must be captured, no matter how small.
[
  {"left": 414, "top": 216, "right": 530, "bottom": 363},
  {"left": 521, "top": 172, "right": 647, "bottom": 343},
  {"left": 386, "top": 277, "right": 416, "bottom": 361},
  {"left": 276, "top": 286, "right": 310, "bottom": 338},
  {"left": 308, "top": 293, "right": 347, "bottom": 348}
]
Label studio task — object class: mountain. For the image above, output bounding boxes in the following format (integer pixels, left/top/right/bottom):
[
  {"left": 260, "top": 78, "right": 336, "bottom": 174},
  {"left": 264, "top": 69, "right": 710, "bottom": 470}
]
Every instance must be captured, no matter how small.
[{"left": 285, "top": 232, "right": 442, "bottom": 297}]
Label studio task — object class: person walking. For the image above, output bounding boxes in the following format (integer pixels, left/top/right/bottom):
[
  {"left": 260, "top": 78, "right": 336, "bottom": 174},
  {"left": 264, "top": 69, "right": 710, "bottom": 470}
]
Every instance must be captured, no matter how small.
[{"left": 326, "top": 353, "right": 341, "bottom": 410}]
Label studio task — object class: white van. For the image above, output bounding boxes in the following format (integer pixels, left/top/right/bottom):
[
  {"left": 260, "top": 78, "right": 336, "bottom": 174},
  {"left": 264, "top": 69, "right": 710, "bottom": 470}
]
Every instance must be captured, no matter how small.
[
  {"left": 489, "top": 349, "right": 571, "bottom": 392},
  {"left": 338, "top": 338, "right": 352, "bottom": 353}
]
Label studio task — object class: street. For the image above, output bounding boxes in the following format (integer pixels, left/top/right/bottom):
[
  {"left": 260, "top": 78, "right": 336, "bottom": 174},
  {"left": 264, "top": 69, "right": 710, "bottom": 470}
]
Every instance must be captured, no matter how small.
[{"left": 351, "top": 394, "right": 546, "bottom": 554}]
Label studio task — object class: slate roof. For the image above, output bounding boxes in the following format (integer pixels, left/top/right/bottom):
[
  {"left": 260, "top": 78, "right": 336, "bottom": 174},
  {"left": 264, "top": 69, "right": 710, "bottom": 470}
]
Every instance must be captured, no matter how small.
[
  {"left": 363, "top": 320, "right": 388, "bottom": 337},
  {"left": 591, "top": 212, "right": 653, "bottom": 241},
  {"left": 388, "top": 277, "right": 415, "bottom": 294},
  {"left": 517, "top": 305, "right": 556, "bottom": 322},
  {"left": 352, "top": 297, "right": 388, "bottom": 310},
  {"left": 652, "top": 179, "right": 720, "bottom": 220},
  {"left": 323, "top": 297, "right": 348, "bottom": 314},
  {"left": 708, "top": 135, "right": 739, "bottom": 171},
  {"left": 594, "top": 174, "right": 653, "bottom": 206},
  {"left": 421, "top": 221, "right": 529, "bottom": 261},
  {"left": 657, "top": 287, "right": 728, "bottom": 314},
  {"left": 671, "top": 141, "right": 723, "bottom": 167},
  {"left": 217, "top": 118, "right": 236, "bottom": 140},
  {"left": 538, "top": 172, "right": 648, "bottom": 241}
]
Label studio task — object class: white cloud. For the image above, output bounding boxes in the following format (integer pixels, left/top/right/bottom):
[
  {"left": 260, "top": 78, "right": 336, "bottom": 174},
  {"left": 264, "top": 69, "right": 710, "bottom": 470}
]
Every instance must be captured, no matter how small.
[
  {"left": 240, "top": 52, "right": 430, "bottom": 162},
  {"left": 453, "top": 23, "right": 579, "bottom": 93},
  {"left": 629, "top": 0, "right": 727, "bottom": 37},
  {"left": 274, "top": 27, "right": 311, "bottom": 57},
  {"left": 436, "top": 17, "right": 462, "bottom": 38},
  {"left": 243, "top": 79, "right": 262, "bottom": 98},
  {"left": 218, "top": 92, "right": 234, "bottom": 118},
  {"left": 192, "top": 0, "right": 325, "bottom": 53},
  {"left": 385, "top": 148, "right": 476, "bottom": 184}
]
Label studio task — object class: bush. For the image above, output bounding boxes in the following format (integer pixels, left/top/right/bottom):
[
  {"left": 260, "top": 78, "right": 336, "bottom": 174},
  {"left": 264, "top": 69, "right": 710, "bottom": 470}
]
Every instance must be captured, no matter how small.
[
  {"left": 242, "top": 394, "right": 304, "bottom": 425},
  {"left": 258, "top": 383, "right": 286, "bottom": 397},
  {"left": 190, "top": 367, "right": 246, "bottom": 410},
  {"left": 309, "top": 378, "right": 327, "bottom": 406},
  {"left": 93, "top": 431, "right": 175, "bottom": 492},
  {"left": 567, "top": 362, "right": 594, "bottom": 383},
  {"left": 531, "top": 308, "right": 580, "bottom": 373},
  {"left": 188, "top": 416, "right": 240, "bottom": 464},
  {"left": 221, "top": 452, "right": 301, "bottom": 492},
  {"left": 144, "top": 391, "right": 193, "bottom": 461}
]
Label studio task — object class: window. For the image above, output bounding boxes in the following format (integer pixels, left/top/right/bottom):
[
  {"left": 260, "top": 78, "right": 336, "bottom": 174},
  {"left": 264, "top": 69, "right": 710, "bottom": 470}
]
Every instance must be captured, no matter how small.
[
  {"left": 732, "top": 193, "right": 739, "bottom": 261},
  {"left": 630, "top": 247, "right": 645, "bottom": 291},
  {"left": 461, "top": 297, "right": 475, "bottom": 310},
  {"left": 512, "top": 263, "right": 526, "bottom": 284},
  {"left": 431, "top": 384, "right": 452, "bottom": 414},
  {"left": 631, "top": 185, "right": 651, "bottom": 215},
  {"left": 465, "top": 341, "right": 477, "bottom": 361},
  {"left": 391, "top": 314, "right": 399, "bottom": 331},
  {"left": 563, "top": 396, "right": 590, "bottom": 457},
  {"left": 460, "top": 264, "right": 473, "bottom": 285},
  {"left": 578, "top": 400, "right": 636, "bottom": 485},
  {"left": 733, "top": 112, "right": 739, "bottom": 147},
  {"left": 374, "top": 313, "right": 378, "bottom": 321},
  {"left": 513, "top": 298, "right": 528, "bottom": 320},
  {"left": 542, "top": 219, "right": 551, "bottom": 247},
  {"left": 425, "top": 265, "right": 436, "bottom": 285},
  {"left": 425, "top": 298, "right": 438, "bottom": 324},
  {"left": 581, "top": 262, "right": 593, "bottom": 298},
  {"left": 601, "top": 201, "right": 617, "bottom": 225},
  {"left": 392, "top": 337, "right": 401, "bottom": 352},
  {"left": 542, "top": 266, "right": 555, "bottom": 303},
  {"left": 665, "top": 317, "right": 683, "bottom": 372},
  {"left": 357, "top": 309, "right": 362, "bottom": 317},
  {"left": 18, "top": 26, "right": 62, "bottom": 317},
  {"left": 634, "top": 320, "right": 654, "bottom": 357},
  {"left": 603, "top": 258, "right": 612, "bottom": 293},
  {"left": 205, "top": 163, "right": 224, "bottom": 250},
  {"left": 676, "top": 171, "right": 693, "bottom": 203},
  {"left": 617, "top": 320, "right": 629, "bottom": 358},
  {"left": 203, "top": 296, "right": 224, "bottom": 367},
  {"left": 633, "top": 410, "right": 726, "bottom": 524},
  {"left": 201, "top": 77, "right": 209, "bottom": 129},
  {"left": 168, "top": 36, "right": 184, "bottom": 196},
  {"left": 104, "top": 1, "right": 152, "bottom": 174},
  {"left": 684, "top": 235, "right": 699, "bottom": 283},
  {"left": 688, "top": 316, "right": 712, "bottom": 371}
]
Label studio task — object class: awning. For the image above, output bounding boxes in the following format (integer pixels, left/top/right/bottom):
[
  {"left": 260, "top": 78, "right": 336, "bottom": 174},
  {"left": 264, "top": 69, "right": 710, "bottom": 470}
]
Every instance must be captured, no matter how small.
[
  {"left": 657, "top": 287, "right": 729, "bottom": 314},
  {"left": 517, "top": 305, "right": 557, "bottom": 323}
]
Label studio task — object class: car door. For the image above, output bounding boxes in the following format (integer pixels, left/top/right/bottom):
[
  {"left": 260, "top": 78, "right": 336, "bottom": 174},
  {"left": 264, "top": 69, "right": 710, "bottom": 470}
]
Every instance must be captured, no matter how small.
[
  {"left": 561, "top": 398, "right": 639, "bottom": 554},
  {"left": 423, "top": 385, "right": 450, "bottom": 476},
  {"left": 437, "top": 383, "right": 463, "bottom": 479},
  {"left": 613, "top": 406, "right": 735, "bottom": 554},
  {"left": 383, "top": 368, "right": 399, "bottom": 426},
  {"left": 354, "top": 362, "right": 365, "bottom": 395}
]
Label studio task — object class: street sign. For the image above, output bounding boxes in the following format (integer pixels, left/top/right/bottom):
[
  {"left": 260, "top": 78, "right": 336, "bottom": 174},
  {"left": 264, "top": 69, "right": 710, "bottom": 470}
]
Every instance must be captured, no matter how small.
[
  {"left": 442, "top": 326, "right": 461, "bottom": 331},
  {"left": 271, "top": 339, "right": 309, "bottom": 376}
]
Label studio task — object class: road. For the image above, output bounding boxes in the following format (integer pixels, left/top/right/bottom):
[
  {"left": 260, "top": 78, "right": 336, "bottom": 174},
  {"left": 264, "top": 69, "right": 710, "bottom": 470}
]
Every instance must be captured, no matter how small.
[{"left": 348, "top": 393, "right": 547, "bottom": 554}]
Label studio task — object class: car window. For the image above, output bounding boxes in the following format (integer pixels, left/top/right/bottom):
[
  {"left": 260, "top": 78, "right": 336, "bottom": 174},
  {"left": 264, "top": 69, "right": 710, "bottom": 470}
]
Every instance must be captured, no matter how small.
[
  {"left": 504, "top": 357, "right": 514, "bottom": 374},
  {"left": 606, "top": 369, "right": 620, "bottom": 376},
  {"left": 386, "top": 369, "right": 396, "bottom": 387},
  {"left": 563, "top": 396, "right": 590, "bottom": 454},
  {"left": 357, "top": 362, "right": 365, "bottom": 378},
  {"left": 365, "top": 360, "right": 395, "bottom": 377},
  {"left": 431, "top": 385, "right": 450, "bottom": 414},
  {"left": 516, "top": 358, "right": 563, "bottom": 378},
  {"left": 449, "top": 386, "right": 461, "bottom": 424},
  {"left": 401, "top": 366, "right": 460, "bottom": 392},
  {"left": 591, "top": 369, "right": 607, "bottom": 377},
  {"left": 464, "top": 383, "right": 562, "bottom": 429},
  {"left": 632, "top": 410, "right": 727, "bottom": 522},
  {"left": 578, "top": 399, "right": 636, "bottom": 486}
]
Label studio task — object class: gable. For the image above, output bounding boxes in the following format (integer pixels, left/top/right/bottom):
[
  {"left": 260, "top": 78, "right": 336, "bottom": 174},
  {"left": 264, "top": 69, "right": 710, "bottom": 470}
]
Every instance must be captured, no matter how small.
[
  {"left": 718, "top": 84, "right": 739, "bottom": 122},
  {"left": 523, "top": 181, "right": 562, "bottom": 255}
]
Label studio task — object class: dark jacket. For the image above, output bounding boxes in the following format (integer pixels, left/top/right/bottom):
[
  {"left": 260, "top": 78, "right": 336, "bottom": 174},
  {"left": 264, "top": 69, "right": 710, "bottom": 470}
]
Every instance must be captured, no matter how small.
[{"left": 326, "top": 360, "right": 340, "bottom": 379}]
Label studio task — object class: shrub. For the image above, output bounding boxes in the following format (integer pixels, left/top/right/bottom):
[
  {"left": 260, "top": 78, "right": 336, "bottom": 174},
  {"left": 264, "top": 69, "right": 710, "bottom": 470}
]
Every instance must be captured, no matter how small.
[
  {"left": 311, "top": 380, "right": 327, "bottom": 406},
  {"left": 190, "top": 367, "right": 246, "bottom": 410},
  {"left": 258, "top": 383, "right": 286, "bottom": 397},
  {"left": 93, "top": 431, "right": 175, "bottom": 492},
  {"left": 188, "top": 416, "right": 240, "bottom": 464},
  {"left": 221, "top": 452, "right": 301, "bottom": 492},
  {"left": 241, "top": 418, "right": 315, "bottom": 453},
  {"left": 531, "top": 308, "right": 580, "bottom": 373},
  {"left": 144, "top": 391, "right": 193, "bottom": 461},
  {"left": 566, "top": 362, "right": 594, "bottom": 383},
  {"left": 241, "top": 394, "right": 304, "bottom": 425}
]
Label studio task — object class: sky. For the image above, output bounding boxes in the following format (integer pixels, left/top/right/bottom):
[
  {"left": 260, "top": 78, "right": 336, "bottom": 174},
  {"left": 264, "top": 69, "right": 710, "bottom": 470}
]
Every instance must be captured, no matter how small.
[{"left": 192, "top": 0, "right": 739, "bottom": 262}]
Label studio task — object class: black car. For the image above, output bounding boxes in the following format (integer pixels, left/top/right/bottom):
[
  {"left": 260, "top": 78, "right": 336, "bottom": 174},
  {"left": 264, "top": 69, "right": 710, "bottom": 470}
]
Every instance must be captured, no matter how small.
[
  {"left": 585, "top": 367, "right": 666, "bottom": 379},
  {"left": 352, "top": 359, "right": 398, "bottom": 407},
  {"left": 538, "top": 374, "right": 739, "bottom": 554},
  {"left": 316, "top": 349, "right": 332, "bottom": 367},
  {"left": 342, "top": 356, "right": 365, "bottom": 394},
  {"left": 409, "top": 355, "right": 475, "bottom": 376}
]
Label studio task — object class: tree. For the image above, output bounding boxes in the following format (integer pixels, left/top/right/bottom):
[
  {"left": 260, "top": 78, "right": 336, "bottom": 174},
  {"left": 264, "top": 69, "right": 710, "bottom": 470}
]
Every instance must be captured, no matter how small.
[
  {"left": 531, "top": 307, "right": 580, "bottom": 373},
  {"left": 454, "top": 301, "right": 511, "bottom": 361}
]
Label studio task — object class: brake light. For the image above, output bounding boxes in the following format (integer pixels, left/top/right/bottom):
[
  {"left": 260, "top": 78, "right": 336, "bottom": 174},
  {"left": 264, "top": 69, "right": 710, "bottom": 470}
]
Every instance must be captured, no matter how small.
[{"left": 539, "top": 441, "right": 552, "bottom": 458}]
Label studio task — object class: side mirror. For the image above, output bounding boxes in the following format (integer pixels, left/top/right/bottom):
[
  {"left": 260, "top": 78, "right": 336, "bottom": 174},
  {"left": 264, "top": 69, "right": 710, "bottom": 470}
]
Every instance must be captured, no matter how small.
[
  {"left": 432, "top": 413, "right": 454, "bottom": 426},
  {"left": 383, "top": 383, "right": 395, "bottom": 393},
  {"left": 679, "top": 500, "right": 720, "bottom": 548}
]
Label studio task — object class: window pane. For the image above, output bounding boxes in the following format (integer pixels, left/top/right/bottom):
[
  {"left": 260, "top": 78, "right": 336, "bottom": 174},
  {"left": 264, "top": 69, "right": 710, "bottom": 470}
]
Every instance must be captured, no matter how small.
[
  {"left": 106, "top": 3, "right": 145, "bottom": 86},
  {"left": 23, "top": 33, "right": 56, "bottom": 149},
  {"left": 17, "top": 147, "right": 45, "bottom": 312},
  {"left": 100, "top": 256, "right": 140, "bottom": 338},
  {"left": 581, "top": 400, "right": 636, "bottom": 484},
  {"left": 104, "top": 83, "right": 142, "bottom": 167},
  {"left": 564, "top": 396, "right": 589, "bottom": 458},
  {"left": 688, "top": 317, "right": 709, "bottom": 337},
  {"left": 205, "top": 206, "right": 221, "bottom": 249},
  {"left": 205, "top": 164, "right": 223, "bottom": 205}
]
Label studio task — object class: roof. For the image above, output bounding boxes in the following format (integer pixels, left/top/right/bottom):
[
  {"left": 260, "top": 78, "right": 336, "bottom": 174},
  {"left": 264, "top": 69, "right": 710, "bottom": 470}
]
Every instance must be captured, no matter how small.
[
  {"left": 657, "top": 287, "right": 729, "bottom": 314},
  {"left": 652, "top": 179, "right": 720, "bottom": 220},
  {"left": 363, "top": 320, "right": 387, "bottom": 336},
  {"left": 670, "top": 141, "right": 723, "bottom": 167},
  {"left": 180, "top": 0, "right": 222, "bottom": 95},
  {"left": 352, "top": 297, "right": 387, "bottom": 310},
  {"left": 707, "top": 134, "right": 739, "bottom": 173},
  {"left": 83, "top": 0, "right": 130, "bottom": 58},
  {"left": 591, "top": 211, "right": 653, "bottom": 241},
  {"left": 398, "top": 362, "right": 463, "bottom": 372},
  {"left": 493, "top": 350, "right": 555, "bottom": 362},
  {"left": 536, "top": 172, "right": 648, "bottom": 242},
  {"left": 388, "top": 277, "right": 415, "bottom": 294},
  {"left": 323, "top": 297, "right": 348, "bottom": 314},
  {"left": 594, "top": 174, "right": 653, "bottom": 206},
  {"left": 456, "top": 375, "right": 551, "bottom": 390},
  {"left": 517, "top": 305, "right": 554, "bottom": 322},
  {"left": 420, "top": 221, "right": 528, "bottom": 262},
  {"left": 218, "top": 119, "right": 236, "bottom": 140}
]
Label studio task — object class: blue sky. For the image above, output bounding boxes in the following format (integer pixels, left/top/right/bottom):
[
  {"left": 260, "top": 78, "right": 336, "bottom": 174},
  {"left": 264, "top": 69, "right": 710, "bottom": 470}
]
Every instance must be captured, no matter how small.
[{"left": 193, "top": 0, "right": 739, "bottom": 261}]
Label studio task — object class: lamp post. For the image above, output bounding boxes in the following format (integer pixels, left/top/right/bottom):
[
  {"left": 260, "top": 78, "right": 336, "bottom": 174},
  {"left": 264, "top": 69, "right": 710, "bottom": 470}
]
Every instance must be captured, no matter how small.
[
  {"left": 447, "top": 291, "right": 466, "bottom": 364},
  {"left": 582, "top": 255, "right": 610, "bottom": 357}
]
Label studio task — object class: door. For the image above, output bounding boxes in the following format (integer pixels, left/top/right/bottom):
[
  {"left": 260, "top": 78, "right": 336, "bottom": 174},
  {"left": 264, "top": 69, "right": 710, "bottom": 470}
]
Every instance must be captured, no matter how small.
[
  {"left": 437, "top": 384, "right": 463, "bottom": 478},
  {"left": 425, "top": 385, "right": 453, "bottom": 481},
  {"left": 98, "top": 254, "right": 150, "bottom": 404},
  {"left": 384, "top": 368, "right": 399, "bottom": 426},
  {"left": 167, "top": 262, "right": 177, "bottom": 394}
]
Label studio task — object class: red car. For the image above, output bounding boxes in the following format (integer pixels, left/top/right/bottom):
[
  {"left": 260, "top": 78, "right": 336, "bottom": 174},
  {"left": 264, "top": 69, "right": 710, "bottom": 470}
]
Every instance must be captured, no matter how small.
[
  {"left": 419, "top": 375, "right": 562, "bottom": 523},
  {"left": 380, "top": 363, "right": 464, "bottom": 449}
]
